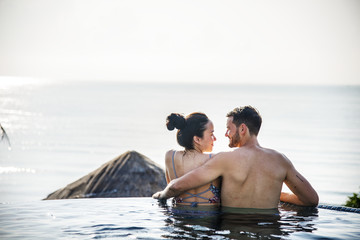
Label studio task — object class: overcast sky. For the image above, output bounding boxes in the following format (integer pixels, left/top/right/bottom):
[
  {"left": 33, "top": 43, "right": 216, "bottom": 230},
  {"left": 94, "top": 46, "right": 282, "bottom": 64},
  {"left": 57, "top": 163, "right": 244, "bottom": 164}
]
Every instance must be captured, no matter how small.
[{"left": 0, "top": 0, "right": 359, "bottom": 85}]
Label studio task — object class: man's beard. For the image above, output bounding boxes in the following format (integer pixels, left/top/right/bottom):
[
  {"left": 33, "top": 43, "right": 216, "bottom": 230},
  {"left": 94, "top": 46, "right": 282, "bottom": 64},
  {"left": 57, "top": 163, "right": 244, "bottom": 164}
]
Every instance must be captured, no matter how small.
[{"left": 228, "top": 130, "right": 241, "bottom": 148}]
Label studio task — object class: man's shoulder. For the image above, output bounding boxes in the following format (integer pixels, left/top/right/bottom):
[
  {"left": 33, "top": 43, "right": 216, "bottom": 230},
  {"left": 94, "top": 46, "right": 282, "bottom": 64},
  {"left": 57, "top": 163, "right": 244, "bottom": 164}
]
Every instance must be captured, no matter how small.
[
  {"left": 214, "top": 149, "right": 243, "bottom": 161},
  {"left": 262, "top": 147, "right": 282, "bottom": 156},
  {"left": 261, "top": 147, "right": 292, "bottom": 165},
  {"left": 216, "top": 149, "right": 238, "bottom": 155}
]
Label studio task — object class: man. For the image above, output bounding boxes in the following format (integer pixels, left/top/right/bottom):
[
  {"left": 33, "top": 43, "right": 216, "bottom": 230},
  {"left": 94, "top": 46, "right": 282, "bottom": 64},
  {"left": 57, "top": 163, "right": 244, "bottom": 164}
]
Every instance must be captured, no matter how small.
[{"left": 153, "top": 106, "right": 319, "bottom": 208}]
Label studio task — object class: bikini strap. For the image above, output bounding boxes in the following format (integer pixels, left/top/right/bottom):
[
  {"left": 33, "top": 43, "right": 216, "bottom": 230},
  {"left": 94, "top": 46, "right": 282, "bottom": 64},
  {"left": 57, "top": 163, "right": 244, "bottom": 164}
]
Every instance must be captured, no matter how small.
[
  {"left": 182, "top": 153, "right": 215, "bottom": 201},
  {"left": 172, "top": 150, "right": 178, "bottom": 178},
  {"left": 173, "top": 153, "right": 220, "bottom": 206},
  {"left": 208, "top": 154, "right": 214, "bottom": 185},
  {"left": 181, "top": 188, "right": 212, "bottom": 201}
]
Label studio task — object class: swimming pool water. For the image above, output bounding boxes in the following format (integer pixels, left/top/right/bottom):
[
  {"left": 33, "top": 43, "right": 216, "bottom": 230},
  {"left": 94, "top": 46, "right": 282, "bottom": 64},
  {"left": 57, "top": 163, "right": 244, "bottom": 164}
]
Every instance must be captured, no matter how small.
[{"left": 0, "top": 198, "right": 359, "bottom": 239}]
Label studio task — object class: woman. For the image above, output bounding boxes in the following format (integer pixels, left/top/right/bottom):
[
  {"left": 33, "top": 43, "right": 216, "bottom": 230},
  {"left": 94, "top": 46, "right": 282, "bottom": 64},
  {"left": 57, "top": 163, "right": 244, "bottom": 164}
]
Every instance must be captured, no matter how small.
[{"left": 165, "top": 112, "right": 221, "bottom": 207}]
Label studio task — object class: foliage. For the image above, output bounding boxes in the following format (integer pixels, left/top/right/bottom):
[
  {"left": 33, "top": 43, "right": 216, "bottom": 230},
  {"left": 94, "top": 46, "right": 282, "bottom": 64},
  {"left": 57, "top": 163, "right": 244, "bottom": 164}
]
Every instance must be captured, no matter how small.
[{"left": 344, "top": 192, "right": 360, "bottom": 208}]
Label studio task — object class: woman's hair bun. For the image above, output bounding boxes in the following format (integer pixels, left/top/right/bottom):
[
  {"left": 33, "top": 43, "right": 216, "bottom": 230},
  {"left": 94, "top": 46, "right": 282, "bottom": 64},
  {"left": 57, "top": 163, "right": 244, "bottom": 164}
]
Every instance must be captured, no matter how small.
[{"left": 166, "top": 113, "right": 186, "bottom": 131}]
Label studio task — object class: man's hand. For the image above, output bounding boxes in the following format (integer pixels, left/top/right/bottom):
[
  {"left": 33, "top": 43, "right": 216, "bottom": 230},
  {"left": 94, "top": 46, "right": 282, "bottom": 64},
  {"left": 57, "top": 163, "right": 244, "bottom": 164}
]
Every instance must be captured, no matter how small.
[
  {"left": 151, "top": 179, "right": 181, "bottom": 200},
  {"left": 152, "top": 191, "right": 165, "bottom": 199},
  {"left": 152, "top": 191, "right": 168, "bottom": 206}
]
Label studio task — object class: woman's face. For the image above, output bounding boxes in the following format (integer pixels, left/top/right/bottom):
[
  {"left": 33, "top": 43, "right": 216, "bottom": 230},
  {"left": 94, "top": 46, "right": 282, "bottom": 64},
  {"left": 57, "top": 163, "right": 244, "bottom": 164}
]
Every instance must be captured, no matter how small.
[{"left": 199, "top": 120, "right": 216, "bottom": 152}]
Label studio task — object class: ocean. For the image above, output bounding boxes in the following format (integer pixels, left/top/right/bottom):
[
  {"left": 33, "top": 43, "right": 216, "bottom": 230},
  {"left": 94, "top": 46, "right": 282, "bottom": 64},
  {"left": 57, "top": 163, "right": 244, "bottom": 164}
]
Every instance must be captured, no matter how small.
[{"left": 0, "top": 79, "right": 359, "bottom": 205}]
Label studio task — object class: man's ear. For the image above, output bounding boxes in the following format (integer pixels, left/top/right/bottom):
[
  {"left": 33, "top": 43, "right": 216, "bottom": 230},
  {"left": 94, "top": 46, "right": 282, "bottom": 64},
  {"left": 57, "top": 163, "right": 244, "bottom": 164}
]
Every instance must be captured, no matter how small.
[{"left": 239, "top": 123, "right": 247, "bottom": 135}]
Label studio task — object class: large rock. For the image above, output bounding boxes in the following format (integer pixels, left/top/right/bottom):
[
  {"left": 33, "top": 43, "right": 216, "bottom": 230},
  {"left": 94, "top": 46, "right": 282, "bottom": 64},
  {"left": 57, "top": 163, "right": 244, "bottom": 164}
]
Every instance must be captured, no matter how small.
[{"left": 44, "top": 151, "right": 166, "bottom": 200}]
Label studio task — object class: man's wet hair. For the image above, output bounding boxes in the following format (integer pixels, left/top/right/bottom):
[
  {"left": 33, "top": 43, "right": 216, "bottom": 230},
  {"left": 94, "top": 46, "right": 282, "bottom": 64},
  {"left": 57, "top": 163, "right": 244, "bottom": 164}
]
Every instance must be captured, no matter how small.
[{"left": 226, "top": 106, "right": 262, "bottom": 136}]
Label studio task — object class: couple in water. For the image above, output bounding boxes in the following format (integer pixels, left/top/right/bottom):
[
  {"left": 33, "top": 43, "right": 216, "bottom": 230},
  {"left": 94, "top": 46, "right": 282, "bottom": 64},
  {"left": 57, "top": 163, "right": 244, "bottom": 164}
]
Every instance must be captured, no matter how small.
[{"left": 153, "top": 106, "right": 319, "bottom": 211}]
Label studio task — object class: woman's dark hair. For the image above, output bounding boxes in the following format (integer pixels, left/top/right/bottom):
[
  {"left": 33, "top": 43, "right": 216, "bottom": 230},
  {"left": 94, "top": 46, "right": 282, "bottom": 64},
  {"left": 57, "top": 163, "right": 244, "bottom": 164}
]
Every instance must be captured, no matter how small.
[
  {"left": 226, "top": 106, "right": 262, "bottom": 136},
  {"left": 166, "top": 112, "right": 209, "bottom": 150}
]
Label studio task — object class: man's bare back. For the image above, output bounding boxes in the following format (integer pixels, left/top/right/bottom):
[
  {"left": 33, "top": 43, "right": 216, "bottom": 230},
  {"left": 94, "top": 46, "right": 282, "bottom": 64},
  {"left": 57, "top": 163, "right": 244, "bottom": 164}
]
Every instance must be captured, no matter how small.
[{"left": 215, "top": 145, "right": 315, "bottom": 208}]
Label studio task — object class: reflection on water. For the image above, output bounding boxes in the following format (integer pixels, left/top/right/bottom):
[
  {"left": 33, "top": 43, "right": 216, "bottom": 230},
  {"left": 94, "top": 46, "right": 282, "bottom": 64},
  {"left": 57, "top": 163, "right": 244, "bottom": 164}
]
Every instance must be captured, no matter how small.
[
  {"left": 1, "top": 198, "right": 359, "bottom": 239},
  {"left": 160, "top": 202, "right": 318, "bottom": 239}
]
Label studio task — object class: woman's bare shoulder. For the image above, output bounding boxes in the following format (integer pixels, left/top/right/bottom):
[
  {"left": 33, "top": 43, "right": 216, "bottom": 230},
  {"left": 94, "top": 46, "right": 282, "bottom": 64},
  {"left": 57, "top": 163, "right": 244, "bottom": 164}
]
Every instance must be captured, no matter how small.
[
  {"left": 165, "top": 149, "right": 174, "bottom": 157},
  {"left": 165, "top": 149, "right": 185, "bottom": 162},
  {"left": 164, "top": 150, "right": 174, "bottom": 167}
]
